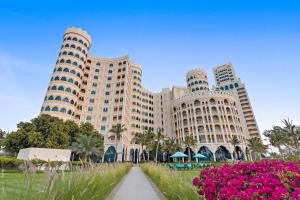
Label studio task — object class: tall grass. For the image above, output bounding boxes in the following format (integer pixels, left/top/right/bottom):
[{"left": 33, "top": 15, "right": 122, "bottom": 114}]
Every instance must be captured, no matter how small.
[
  {"left": 1, "top": 163, "right": 132, "bottom": 200},
  {"left": 141, "top": 163, "right": 202, "bottom": 200}
]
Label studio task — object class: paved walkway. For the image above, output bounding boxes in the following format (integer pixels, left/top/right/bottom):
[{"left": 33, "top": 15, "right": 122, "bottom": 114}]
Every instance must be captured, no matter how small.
[{"left": 107, "top": 165, "right": 164, "bottom": 200}]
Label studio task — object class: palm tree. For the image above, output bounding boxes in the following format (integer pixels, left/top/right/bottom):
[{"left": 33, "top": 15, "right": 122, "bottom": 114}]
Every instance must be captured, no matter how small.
[
  {"left": 154, "top": 128, "right": 165, "bottom": 164},
  {"left": 184, "top": 135, "right": 197, "bottom": 162},
  {"left": 109, "top": 124, "right": 127, "bottom": 162},
  {"left": 230, "top": 135, "right": 240, "bottom": 160},
  {"left": 163, "top": 137, "right": 182, "bottom": 162},
  {"left": 144, "top": 130, "right": 155, "bottom": 161},
  {"left": 247, "top": 137, "right": 268, "bottom": 161},
  {"left": 132, "top": 131, "right": 149, "bottom": 161},
  {"left": 71, "top": 135, "right": 100, "bottom": 162},
  {"left": 281, "top": 119, "right": 300, "bottom": 154},
  {"left": 263, "top": 126, "right": 286, "bottom": 159}
]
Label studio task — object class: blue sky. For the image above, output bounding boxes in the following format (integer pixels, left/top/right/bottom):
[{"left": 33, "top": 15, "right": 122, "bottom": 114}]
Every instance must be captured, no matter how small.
[{"left": 0, "top": 0, "right": 299, "bottom": 133}]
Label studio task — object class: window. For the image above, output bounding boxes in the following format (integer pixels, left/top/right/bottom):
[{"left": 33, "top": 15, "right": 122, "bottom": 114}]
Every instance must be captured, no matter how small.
[
  {"left": 96, "top": 62, "right": 101, "bottom": 66},
  {"left": 61, "top": 77, "right": 67, "bottom": 81},
  {"left": 72, "top": 62, "right": 78, "bottom": 66},
  {"left": 68, "top": 78, "right": 74, "bottom": 83},
  {"left": 95, "top": 69, "right": 100, "bottom": 73},
  {"left": 57, "top": 67, "right": 63, "bottom": 71},
  {"left": 105, "top": 92, "right": 110, "bottom": 95},
  {"left": 54, "top": 76, "right": 60, "bottom": 80},
  {"left": 58, "top": 86, "right": 64, "bottom": 91},
  {"left": 91, "top": 91, "right": 96, "bottom": 95},
  {"left": 88, "top": 106, "right": 93, "bottom": 111},
  {"left": 102, "top": 117, "right": 107, "bottom": 121},
  {"left": 48, "top": 96, "right": 54, "bottom": 100},
  {"left": 101, "top": 126, "right": 106, "bottom": 131},
  {"left": 66, "top": 60, "right": 71, "bottom": 64},
  {"left": 51, "top": 85, "right": 57, "bottom": 90},
  {"left": 103, "top": 108, "right": 108, "bottom": 112},
  {"left": 55, "top": 96, "right": 61, "bottom": 101},
  {"left": 104, "top": 99, "right": 109, "bottom": 104},
  {"left": 89, "top": 98, "right": 95, "bottom": 103},
  {"left": 45, "top": 106, "right": 51, "bottom": 111},
  {"left": 52, "top": 107, "right": 58, "bottom": 111},
  {"left": 108, "top": 70, "right": 113, "bottom": 74},
  {"left": 107, "top": 77, "right": 112, "bottom": 81},
  {"left": 92, "top": 83, "right": 97, "bottom": 87},
  {"left": 63, "top": 97, "right": 69, "bottom": 102},
  {"left": 94, "top": 76, "right": 98, "bottom": 80},
  {"left": 70, "top": 70, "right": 76, "bottom": 74},
  {"left": 60, "top": 108, "right": 66, "bottom": 113},
  {"left": 86, "top": 116, "right": 91, "bottom": 121}
]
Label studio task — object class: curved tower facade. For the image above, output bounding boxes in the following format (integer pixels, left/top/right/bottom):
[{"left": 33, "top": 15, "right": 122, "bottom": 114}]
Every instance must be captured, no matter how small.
[
  {"left": 40, "top": 27, "right": 259, "bottom": 162},
  {"left": 41, "top": 27, "right": 92, "bottom": 121},
  {"left": 186, "top": 69, "right": 209, "bottom": 92}
]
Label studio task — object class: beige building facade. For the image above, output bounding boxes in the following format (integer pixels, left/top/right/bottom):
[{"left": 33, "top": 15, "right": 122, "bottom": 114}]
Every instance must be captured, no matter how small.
[{"left": 41, "top": 27, "right": 259, "bottom": 162}]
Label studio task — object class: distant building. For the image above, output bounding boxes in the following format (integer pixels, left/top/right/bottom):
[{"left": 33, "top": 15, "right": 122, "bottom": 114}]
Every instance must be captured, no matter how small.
[{"left": 40, "top": 27, "right": 260, "bottom": 162}]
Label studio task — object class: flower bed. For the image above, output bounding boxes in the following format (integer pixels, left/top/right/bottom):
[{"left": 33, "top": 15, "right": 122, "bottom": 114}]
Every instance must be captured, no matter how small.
[{"left": 193, "top": 160, "right": 300, "bottom": 200}]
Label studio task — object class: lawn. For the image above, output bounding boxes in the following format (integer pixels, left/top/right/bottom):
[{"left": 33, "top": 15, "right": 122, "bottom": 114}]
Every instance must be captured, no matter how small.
[
  {"left": 141, "top": 163, "right": 203, "bottom": 200},
  {"left": 0, "top": 163, "right": 132, "bottom": 200}
]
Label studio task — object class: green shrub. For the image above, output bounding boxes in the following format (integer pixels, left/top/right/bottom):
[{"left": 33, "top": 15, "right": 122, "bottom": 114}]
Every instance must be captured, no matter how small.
[{"left": 0, "top": 156, "right": 23, "bottom": 169}]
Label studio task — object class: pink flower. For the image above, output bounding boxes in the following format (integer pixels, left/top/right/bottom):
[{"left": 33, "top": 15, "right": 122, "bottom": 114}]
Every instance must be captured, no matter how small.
[
  {"left": 192, "top": 177, "right": 200, "bottom": 186},
  {"left": 193, "top": 160, "right": 300, "bottom": 200}
]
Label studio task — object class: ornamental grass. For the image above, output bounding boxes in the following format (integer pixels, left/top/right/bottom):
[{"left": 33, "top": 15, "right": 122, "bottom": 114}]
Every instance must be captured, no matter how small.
[
  {"left": 141, "top": 163, "right": 201, "bottom": 200},
  {"left": 0, "top": 163, "right": 132, "bottom": 200}
]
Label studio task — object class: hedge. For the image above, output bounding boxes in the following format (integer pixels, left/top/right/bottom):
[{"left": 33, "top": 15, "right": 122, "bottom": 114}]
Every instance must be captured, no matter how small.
[{"left": 0, "top": 156, "right": 89, "bottom": 169}]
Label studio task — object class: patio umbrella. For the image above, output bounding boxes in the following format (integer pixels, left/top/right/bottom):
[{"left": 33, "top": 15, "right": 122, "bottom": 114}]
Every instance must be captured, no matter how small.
[
  {"left": 170, "top": 152, "right": 188, "bottom": 162},
  {"left": 170, "top": 152, "right": 188, "bottom": 158},
  {"left": 193, "top": 153, "right": 206, "bottom": 159},
  {"left": 193, "top": 153, "right": 206, "bottom": 162}
]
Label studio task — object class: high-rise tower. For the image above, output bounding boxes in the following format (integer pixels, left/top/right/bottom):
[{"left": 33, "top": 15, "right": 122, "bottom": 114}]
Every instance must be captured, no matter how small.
[
  {"left": 213, "top": 63, "right": 260, "bottom": 138},
  {"left": 186, "top": 69, "right": 209, "bottom": 92},
  {"left": 41, "top": 27, "right": 91, "bottom": 121}
]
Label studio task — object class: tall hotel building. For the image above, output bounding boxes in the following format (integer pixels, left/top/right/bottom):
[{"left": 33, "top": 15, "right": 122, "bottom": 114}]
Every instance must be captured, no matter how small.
[{"left": 41, "top": 27, "right": 260, "bottom": 161}]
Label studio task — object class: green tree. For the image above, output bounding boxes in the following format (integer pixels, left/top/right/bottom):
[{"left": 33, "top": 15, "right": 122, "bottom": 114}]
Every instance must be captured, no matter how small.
[
  {"left": 281, "top": 119, "right": 300, "bottom": 154},
  {"left": 154, "top": 128, "right": 165, "bottom": 164},
  {"left": 71, "top": 135, "right": 100, "bottom": 162},
  {"left": 2, "top": 115, "right": 103, "bottom": 156},
  {"left": 109, "top": 124, "right": 127, "bottom": 162},
  {"left": 184, "top": 135, "right": 197, "bottom": 162},
  {"left": 144, "top": 129, "right": 156, "bottom": 161},
  {"left": 132, "top": 131, "right": 149, "bottom": 161},
  {"left": 230, "top": 135, "right": 240, "bottom": 160},
  {"left": 247, "top": 137, "right": 268, "bottom": 161},
  {"left": 0, "top": 129, "right": 6, "bottom": 140},
  {"left": 64, "top": 120, "right": 80, "bottom": 144},
  {"left": 163, "top": 137, "right": 182, "bottom": 162},
  {"left": 263, "top": 126, "right": 286, "bottom": 159}
]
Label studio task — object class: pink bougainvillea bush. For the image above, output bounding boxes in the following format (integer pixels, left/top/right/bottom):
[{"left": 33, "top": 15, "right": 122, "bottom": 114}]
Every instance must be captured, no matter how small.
[{"left": 193, "top": 160, "right": 300, "bottom": 200}]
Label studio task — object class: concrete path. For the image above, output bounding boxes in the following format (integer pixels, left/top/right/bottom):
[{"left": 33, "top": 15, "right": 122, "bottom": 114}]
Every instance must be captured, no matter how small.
[{"left": 107, "top": 165, "right": 165, "bottom": 200}]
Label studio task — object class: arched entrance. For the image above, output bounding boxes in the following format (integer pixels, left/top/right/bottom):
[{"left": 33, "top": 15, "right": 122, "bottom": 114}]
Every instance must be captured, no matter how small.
[
  {"left": 130, "top": 149, "right": 134, "bottom": 162},
  {"left": 215, "top": 146, "right": 231, "bottom": 161},
  {"left": 134, "top": 149, "right": 139, "bottom": 163},
  {"left": 104, "top": 146, "right": 116, "bottom": 162},
  {"left": 234, "top": 146, "right": 245, "bottom": 160},
  {"left": 198, "top": 146, "right": 213, "bottom": 161},
  {"left": 184, "top": 147, "right": 195, "bottom": 162}
]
